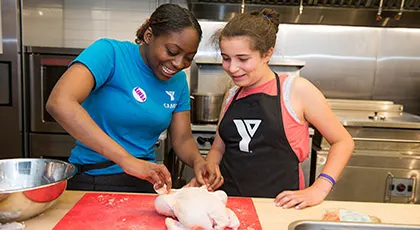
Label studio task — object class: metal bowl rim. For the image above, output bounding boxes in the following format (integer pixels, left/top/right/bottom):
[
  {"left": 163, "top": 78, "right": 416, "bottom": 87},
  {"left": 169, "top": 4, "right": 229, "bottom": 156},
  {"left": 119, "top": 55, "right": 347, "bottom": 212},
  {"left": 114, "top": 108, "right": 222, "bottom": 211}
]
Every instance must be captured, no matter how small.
[
  {"left": 288, "top": 220, "right": 420, "bottom": 229},
  {"left": 0, "top": 158, "right": 76, "bottom": 194}
]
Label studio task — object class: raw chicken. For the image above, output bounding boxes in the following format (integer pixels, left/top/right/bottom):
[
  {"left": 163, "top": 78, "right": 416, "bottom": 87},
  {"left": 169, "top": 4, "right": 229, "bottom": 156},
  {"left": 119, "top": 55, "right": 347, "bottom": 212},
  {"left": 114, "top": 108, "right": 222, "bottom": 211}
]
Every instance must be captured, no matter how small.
[
  {"left": 322, "top": 209, "right": 382, "bottom": 223},
  {"left": 154, "top": 186, "right": 240, "bottom": 230},
  {"left": 0, "top": 222, "right": 25, "bottom": 230}
]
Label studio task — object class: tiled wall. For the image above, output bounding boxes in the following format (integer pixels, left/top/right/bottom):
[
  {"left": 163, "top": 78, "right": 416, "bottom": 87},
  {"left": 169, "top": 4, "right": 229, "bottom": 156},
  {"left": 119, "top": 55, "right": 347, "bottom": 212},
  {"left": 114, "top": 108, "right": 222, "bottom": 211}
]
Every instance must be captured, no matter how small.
[{"left": 23, "top": 0, "right": 158, "bottom": 48}]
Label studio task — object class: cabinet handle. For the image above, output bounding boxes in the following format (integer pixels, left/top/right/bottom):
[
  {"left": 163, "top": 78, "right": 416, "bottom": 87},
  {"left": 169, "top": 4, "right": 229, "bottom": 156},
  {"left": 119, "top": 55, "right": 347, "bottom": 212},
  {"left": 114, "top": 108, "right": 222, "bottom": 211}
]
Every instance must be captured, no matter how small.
[
  {"left": 383, "top": 173, "right": 394, "bottom": 203},
  {"left": 408, "top": 175, "right": 417, "bottom": 204}
]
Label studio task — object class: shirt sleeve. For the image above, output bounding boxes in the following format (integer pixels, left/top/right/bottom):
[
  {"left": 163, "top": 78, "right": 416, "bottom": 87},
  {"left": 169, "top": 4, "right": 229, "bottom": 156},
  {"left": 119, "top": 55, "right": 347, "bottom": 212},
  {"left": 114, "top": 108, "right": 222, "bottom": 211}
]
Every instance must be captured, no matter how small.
[
  {"left": 174, "top": 72, "right": 191, "bottom": 113},
  {"left": 70, "top": 38, "right": 115, "bottom": 91}
]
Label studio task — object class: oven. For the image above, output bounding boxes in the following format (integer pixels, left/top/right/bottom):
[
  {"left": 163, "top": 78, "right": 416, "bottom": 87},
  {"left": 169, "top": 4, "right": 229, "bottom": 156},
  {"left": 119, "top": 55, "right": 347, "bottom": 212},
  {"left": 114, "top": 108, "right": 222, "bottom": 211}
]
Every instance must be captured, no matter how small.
[
  {"left": 313, "top": 99, "right": 420, "bottom": 204},
  {"left": 26, "top": 46, "right": 82, "bottom": 159},
  {"left": 181, "top": 125, "right": 217, "bottom": 182},
  {"left": 27, "top": 46, "right": 83, "bottom": 134},
  {"left": 165, "top": 124, "right": 217, "bottom": 188}
]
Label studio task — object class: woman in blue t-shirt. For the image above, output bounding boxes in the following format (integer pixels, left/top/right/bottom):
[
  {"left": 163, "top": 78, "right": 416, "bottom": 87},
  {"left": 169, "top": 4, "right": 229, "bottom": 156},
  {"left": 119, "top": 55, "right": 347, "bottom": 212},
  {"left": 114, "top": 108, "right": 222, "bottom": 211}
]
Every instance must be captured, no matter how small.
[{"left": 46, "top": 4, "right": 221, "bottom": 193}]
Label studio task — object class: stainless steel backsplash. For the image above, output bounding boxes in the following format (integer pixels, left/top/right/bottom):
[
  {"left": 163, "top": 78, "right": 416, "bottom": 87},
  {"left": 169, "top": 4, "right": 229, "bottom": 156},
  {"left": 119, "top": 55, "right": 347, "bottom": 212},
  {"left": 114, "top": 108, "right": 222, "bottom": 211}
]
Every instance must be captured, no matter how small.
[{"left": 195, "top": 21, "right": 420, "bottom": 115}]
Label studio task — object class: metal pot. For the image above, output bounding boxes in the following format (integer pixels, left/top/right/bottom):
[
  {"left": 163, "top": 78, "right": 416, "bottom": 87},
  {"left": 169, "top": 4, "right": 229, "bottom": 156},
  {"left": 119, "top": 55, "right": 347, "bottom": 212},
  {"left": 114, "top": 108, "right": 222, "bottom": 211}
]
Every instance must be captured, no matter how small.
[{"left": 190, "top": 93, "right": 224, "bottom": 123}]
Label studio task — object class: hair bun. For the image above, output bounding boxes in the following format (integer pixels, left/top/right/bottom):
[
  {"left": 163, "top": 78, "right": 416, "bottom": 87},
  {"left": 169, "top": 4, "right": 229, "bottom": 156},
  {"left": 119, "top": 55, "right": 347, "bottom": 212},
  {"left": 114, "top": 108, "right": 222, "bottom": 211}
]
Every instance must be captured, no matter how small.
[{"left": 259, "top": 8, "right": 280, "bottom": 29}]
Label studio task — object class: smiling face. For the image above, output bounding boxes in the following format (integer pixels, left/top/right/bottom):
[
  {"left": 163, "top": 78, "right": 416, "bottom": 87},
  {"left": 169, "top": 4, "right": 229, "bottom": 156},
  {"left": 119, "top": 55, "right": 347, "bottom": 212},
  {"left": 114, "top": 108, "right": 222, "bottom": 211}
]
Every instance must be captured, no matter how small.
[
  {"left": 142, "top": 27, "right": 199, "bottom": 80},
  {"left": 220, "top": 36, "right": 273, "bottom": 88}
]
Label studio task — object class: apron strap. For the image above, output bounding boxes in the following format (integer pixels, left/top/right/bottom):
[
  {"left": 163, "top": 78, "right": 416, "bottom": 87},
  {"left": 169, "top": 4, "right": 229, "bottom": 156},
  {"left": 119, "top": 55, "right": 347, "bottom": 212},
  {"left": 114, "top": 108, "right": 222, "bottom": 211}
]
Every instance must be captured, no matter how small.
[
  {"left": 74, "top": 157, "right": 153, "bottom": 174},
  {"left": 73, "top": 161, "right": 116, "bottom": 174},
  {"left": 232, "top": 72, "right": 280, "bottom": 102}
]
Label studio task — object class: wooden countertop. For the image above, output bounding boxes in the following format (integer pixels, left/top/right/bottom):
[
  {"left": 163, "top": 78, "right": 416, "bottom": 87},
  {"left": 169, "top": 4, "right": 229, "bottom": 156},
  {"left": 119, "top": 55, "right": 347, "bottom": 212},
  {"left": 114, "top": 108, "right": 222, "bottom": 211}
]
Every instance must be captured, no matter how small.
[{"left": 24, "top": 191, "right": 420, "bottom": 230}]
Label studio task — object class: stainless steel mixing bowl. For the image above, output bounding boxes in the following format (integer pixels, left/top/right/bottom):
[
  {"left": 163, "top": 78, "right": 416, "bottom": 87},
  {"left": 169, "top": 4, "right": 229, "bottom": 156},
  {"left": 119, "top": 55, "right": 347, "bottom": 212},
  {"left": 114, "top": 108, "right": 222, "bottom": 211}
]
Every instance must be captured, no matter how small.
[{"left": 0, "top": 158, "right": 76, "bottom": 223}]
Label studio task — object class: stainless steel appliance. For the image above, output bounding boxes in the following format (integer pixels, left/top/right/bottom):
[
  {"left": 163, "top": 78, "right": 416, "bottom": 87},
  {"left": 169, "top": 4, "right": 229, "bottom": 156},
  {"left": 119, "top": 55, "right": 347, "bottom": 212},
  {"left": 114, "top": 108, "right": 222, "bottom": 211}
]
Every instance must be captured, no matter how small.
[
  {"left": 27, "top": 46, "right": 82, "bottom": 134},
  {"left": 313, "top": 99, "right": 420, "bottom": 204},
  {"left": 187, "top": 0, "right": 420, "bottom": 28},
  {"left": 195, "top": 21, "right": 420, "bottom": 116},
  {"left": 167, "top": 124, "right": 217, "bottom": 187},
  {"left": 189, "top": 58, "right": 305, "bottom": 97},
  {"left": 190, "top": 93, "right": 224, "bottom": 124},
  {"left": 25, "top": 46, "right": 82, "bottom": 159},
  {"left": 0, "top": 0, "right": 22, "bottom": 159}
]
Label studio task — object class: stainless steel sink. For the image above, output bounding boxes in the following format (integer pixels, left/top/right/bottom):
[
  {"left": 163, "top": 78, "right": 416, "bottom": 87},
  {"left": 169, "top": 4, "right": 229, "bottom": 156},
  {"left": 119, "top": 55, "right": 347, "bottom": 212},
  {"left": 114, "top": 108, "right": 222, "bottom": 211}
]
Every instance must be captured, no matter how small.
[{"left": 288, "top": 220, "right": 420, "bottom": 230}]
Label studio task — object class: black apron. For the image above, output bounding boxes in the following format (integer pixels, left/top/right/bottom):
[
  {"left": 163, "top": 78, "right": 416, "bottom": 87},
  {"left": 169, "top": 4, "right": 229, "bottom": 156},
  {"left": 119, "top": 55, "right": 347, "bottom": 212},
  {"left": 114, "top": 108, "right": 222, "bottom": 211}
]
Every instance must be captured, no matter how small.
[{"left": 218, "top": 73, "right": 299, "bottom": 198}]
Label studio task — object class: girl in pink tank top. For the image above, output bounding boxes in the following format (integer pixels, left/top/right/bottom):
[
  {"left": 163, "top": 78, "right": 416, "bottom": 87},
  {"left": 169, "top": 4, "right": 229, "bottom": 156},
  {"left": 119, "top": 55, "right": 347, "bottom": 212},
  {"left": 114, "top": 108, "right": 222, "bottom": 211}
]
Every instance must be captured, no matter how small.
[{"left": 195, "top": 8, "right": 354, "bottom": 209}]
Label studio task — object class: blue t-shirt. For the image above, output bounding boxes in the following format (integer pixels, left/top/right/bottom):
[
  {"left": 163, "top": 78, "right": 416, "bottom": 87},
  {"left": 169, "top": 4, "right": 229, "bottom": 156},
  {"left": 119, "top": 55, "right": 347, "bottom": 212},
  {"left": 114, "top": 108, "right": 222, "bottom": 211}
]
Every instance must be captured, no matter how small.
[{"left": 68, "top": 38, "right": 190, "bottom": 175}]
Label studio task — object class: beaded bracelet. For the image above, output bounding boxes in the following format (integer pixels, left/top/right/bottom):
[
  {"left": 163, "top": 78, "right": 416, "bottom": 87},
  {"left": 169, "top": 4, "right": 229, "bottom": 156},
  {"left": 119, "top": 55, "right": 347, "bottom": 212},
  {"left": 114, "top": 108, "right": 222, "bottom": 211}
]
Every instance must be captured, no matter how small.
[{"left": 318, "top": 173, "right": 336, "bottom": 186}]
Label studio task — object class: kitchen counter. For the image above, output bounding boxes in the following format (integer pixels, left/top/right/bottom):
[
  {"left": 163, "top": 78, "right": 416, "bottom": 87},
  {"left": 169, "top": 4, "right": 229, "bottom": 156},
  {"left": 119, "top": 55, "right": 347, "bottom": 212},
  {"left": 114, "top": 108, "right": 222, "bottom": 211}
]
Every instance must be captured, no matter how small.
[{"left": 24, "top": 190, "right": 420, "bottom": 229}]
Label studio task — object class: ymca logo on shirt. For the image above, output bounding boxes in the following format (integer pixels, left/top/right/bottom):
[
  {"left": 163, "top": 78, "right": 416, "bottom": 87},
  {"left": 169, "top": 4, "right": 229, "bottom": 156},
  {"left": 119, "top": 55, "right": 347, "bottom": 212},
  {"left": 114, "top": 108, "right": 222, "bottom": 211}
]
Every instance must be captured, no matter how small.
[
  {"left": 165, "top": 91, "right": 175, "bottom": 101},
  {"left": 132, "top": 87, "right": 147, "bottom": 103},
  {"left": 164, "top": 90, "right": 177, "bottom": 109},
  {"left": 233, "top": 119, "right": 262, "bottom": 153}
]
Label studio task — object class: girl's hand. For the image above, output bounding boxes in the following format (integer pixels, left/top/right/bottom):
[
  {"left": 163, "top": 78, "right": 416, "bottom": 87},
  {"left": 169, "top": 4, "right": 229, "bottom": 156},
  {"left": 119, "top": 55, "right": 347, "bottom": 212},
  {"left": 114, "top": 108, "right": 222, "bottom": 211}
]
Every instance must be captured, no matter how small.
[
  {"left": 192, "top": 160, "right": 224, "bottom": 191},
  {"left": 274, "top": 179, "right": 332, "bottom": 209}
]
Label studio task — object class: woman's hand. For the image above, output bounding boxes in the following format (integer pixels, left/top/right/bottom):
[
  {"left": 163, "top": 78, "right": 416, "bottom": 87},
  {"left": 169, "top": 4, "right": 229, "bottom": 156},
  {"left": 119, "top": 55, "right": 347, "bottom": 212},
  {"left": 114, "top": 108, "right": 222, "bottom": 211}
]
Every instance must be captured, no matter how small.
[
  {"left": 120, "top": 156, "right": 172, "bottom": 192},
  {"left": 192, "top": 159, "right": 224, "bottom": 191},
  {"left": 274, "top": 179, "right": 332, "bottom": 209}
]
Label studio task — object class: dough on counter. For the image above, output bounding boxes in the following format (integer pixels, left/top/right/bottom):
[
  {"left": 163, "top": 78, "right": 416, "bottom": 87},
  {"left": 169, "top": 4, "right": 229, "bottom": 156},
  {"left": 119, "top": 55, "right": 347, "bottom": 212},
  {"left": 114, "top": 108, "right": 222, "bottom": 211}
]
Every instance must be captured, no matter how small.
[{"left": 154, "top": 186, "right": 240, "bottom": 230}]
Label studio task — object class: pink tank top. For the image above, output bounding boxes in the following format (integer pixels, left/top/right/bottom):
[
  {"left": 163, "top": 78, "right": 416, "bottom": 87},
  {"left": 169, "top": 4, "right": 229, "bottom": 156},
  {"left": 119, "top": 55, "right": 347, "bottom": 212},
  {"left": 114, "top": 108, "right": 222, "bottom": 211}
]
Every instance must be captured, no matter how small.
[{"left": 224, "top": 74, "right": 310, "bottom": 189}]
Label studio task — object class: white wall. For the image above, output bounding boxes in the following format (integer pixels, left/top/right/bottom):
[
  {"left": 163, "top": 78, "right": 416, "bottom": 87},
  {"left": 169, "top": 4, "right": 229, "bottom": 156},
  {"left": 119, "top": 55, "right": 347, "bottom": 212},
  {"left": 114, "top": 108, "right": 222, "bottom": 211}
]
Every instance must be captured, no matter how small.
[{"left": 23, "top": 0, "right": 157, "bottom": 48}]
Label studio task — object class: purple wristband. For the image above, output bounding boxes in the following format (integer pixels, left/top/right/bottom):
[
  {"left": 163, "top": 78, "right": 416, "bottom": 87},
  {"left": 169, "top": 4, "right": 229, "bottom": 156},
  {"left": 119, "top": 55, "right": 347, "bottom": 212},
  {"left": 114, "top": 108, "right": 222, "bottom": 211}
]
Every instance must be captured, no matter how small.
[{"left": 319, "top": 173, "right": 336, "bottom": 186}]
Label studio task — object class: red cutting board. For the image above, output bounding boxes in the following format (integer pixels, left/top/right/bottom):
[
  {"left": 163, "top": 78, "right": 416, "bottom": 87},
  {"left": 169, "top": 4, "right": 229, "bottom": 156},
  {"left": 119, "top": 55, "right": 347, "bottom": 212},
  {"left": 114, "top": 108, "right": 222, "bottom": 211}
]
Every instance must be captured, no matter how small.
[{"left": 53, "top": 193, "right": 262, "bottom": 230}]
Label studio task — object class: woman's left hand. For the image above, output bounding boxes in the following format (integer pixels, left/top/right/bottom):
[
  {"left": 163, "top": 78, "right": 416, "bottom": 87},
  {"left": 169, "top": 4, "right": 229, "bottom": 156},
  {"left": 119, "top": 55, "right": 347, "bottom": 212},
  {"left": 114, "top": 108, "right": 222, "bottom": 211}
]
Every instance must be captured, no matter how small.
[
  {"left": 192, "top": 159, "right": 223, "bottom": 191},
  {"left": 274, "top": 180, "right": 332, "bottom": 209}
]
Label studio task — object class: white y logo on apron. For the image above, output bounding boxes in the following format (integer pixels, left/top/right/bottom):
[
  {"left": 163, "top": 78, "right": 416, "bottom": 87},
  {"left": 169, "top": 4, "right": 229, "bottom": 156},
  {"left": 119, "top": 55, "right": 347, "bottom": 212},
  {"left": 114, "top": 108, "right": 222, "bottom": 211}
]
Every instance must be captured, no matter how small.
[{"left": 233, "top": 119, "right": 261, "bottom": 153}]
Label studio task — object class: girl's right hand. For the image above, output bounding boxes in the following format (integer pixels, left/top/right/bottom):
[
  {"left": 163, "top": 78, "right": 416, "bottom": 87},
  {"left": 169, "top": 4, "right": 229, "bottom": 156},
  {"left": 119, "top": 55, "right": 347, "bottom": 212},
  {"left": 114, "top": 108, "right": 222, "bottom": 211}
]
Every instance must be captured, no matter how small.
[{"left": 120, "top": 156, "right": 172, "bottom": 192}]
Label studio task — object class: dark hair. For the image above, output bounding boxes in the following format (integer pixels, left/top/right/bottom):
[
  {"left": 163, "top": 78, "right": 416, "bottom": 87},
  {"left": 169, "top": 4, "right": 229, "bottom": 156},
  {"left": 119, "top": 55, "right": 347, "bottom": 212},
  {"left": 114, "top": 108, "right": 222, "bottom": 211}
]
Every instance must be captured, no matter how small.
[
  {"left": 217, "top": 8, "right": 280, "bottom": 55},
  {"left": 135, "top": 4, "right": 202, "bottom": 44}
]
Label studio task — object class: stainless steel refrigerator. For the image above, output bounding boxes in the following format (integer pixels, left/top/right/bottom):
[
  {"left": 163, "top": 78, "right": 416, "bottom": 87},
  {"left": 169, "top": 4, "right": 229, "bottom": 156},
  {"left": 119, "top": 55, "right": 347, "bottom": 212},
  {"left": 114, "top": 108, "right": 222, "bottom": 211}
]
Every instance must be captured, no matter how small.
[{"left": 0, "top": 0, "right": 22, "bottom": 159}]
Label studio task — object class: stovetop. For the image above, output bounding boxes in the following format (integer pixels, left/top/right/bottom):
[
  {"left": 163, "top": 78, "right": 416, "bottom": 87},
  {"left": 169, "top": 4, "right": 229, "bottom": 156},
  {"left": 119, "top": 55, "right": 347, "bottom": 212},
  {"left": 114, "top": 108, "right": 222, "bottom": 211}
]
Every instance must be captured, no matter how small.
[
  {"left": 191, "top": 124, "right": 217, "bottom": 133},
  {"left": 191, "top": 124, "right": 217, "bottom": 150}
]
